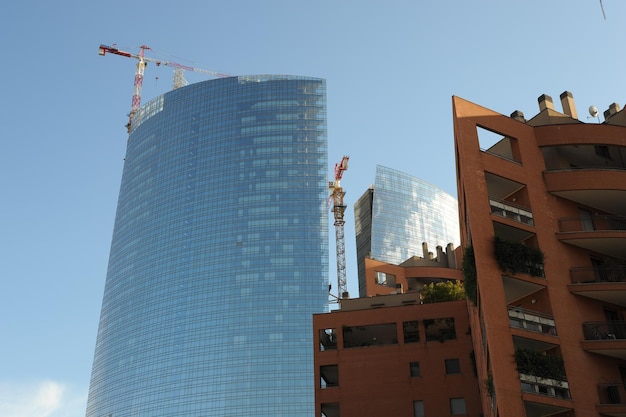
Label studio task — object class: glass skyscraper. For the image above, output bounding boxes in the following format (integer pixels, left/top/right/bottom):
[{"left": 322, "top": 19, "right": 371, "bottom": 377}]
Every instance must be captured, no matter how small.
[
  {"left": 86, "top": 75, "right": 329, "bottom": 417},
  {"left": 354, "top": 165, "right": 459, "bottom": 296}
]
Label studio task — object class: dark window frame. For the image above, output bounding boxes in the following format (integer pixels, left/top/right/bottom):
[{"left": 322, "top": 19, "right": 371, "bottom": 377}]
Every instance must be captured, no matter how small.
[
  {"left": 410, "top": 361, "right": 421, "bottom": 377},
  {"left": 445, "top": 358, "right": 461, "bottom": 375}
]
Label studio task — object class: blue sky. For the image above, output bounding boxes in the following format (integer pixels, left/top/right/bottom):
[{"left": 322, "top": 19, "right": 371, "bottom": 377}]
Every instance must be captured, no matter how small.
[{"left": 0, "top": 1, "right": 623, "bottom": 416}]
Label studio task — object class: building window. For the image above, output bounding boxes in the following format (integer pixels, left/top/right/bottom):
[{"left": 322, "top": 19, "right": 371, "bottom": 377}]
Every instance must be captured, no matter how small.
[
  {"left": 476, "top": 126, "right": 520, "bottom": 163},
  {"left": 321, "top": 402, "right": 340, "bottom": 417},
  {"left": 424, "top": 317, "right": 456, "bottom": 342},
  {"left": 376, "top": 271, "right": 396, "bottom": 287},
  {"left": 342, "top": 323, "right": 398, "bottom": 348},
  {"left": 450, "top": 398, "right": 466, "bottom": 415},
  {"left": 403, "top": 320, "right": 420, "bottom": 343},
  {"left": 413, "top": 400, "right": 425, "bottom": 417},
  {"left": 410, "top": 362, "right": 421, "bottom": 377},
  {"left": 319, "top": 328, "right": 337, "bottom": 351},
  {"left": 320, "top": 365, "right": 339, "bottom": 388},
  {"left": 445, "top": 358, "right": 461, "bottom": 374}
]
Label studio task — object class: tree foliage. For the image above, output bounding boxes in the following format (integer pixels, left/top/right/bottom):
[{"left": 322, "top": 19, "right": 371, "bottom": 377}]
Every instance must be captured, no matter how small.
[
  {"left": 421, "top": 280, "right": 466, "bottom": 304},
  {"left": 462, "top": 245, "right": 477, "bottom": 305}
]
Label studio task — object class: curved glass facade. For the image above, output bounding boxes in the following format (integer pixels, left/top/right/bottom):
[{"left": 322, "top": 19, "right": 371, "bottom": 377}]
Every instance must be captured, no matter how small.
[
  {"left": 355, "top": 165, "right": 459, "bottom": 295},
  {"left": 86, "top": 75, "right": 329, "bottom": 417}
]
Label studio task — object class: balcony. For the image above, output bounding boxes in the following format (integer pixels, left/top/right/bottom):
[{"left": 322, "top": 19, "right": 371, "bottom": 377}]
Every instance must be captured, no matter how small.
[
  {"left": 560, "top": 215, "right": 626, "bottom": 232},
  {"left": 520, "top": 373, "right": 570, "bottom": 399},
  {"left": 542, "top": 144, "right": 626, "bottom": 172},
  {"left": 490, "top": 198, "right": 534, "bottom": 226},
  {"left": 583, "top": 321, "right": 626, "bottom": 341},
  {"left": 502, "top": 275, "right": 545, "bottom": 305},
  {"left": 544, "top": 169, "right": 626, "bottom": 217},
  {"left": 523, "top": 401, "right": 573, "bottom": 417},
  {"left": 599, "top": 383, "right": 626, "bottom": 404},
  {"left": 597, "top": 383, "right": 626, "bottom": 417},
  {"left": 342, "top": 323, "right": 398, "bottom": 348},
  {"left": 557, "top": 216, "right": 626, "bottom": 259},
  {"left": 509, "top": 307, "right": 557, "bottom": 336},
  {"left": 571, "top": 266, "right": 626, "bottom": 284},
  {"left": 568, "top": 266, "right": 626, "bottom": 306},
  {"left": 494, "top": 236, "right": 545, "bottom": 278},
  {"left": 581, "top": 321, "right": 626, "bottom": 360}
]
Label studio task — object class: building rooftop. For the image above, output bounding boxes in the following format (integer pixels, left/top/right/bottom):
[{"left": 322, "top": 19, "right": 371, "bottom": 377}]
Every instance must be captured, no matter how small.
[
  {"left": 509, "top": 90, "right": 625, "bottom": 127},
  {"left": 336, "top": 291, "right": 422, "bottom": 312}
]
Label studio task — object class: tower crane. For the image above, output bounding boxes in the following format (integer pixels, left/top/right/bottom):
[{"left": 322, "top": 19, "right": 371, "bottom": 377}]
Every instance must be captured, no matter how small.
[
  {"left": 98, "top": 44, "right": 231, "bottom": 132},
  {"left": 329, "top": 156, "right": 350, "bottom": 299}
]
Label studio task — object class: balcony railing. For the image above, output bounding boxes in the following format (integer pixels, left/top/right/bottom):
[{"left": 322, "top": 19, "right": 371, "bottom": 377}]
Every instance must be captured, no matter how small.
[
  {"left": 519, "top": 373, "right": 570, "bottom": 399},
  {"left": 570, "top": 266, "right": 626, "bottom": 284},
  {"left": 598, "top": 383, "right": 626, "bottom": 405},
  {"left": 559, "top": 215, "right": 626, "bottom": 233},
  {"left": 583, "top": 321, "right": 626, "bottom": 340},
  {"left": 508, "top": 307, "right": 557, "bottom": 336},
  {"left": 489, "top": 198, "right": 534, "bottom": 226}
]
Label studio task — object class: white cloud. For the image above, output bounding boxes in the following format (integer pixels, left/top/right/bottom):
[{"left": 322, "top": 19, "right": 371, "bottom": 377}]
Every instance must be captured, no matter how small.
[{"left": 0, "top": 380, "right": 86, "bottom": 417}]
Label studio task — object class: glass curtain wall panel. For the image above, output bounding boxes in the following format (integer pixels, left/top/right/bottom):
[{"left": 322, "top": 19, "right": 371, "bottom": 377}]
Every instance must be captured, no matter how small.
[{"left": 86, "top": 75, "right": 329, "bottom": 417}]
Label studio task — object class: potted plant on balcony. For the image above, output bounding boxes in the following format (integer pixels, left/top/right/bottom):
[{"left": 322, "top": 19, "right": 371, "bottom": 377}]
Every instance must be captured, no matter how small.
[
  {"left": 514, "top": 347, "right": 567, "bottom": 387},
  {"left": 494, "top": 237, "right": 545, "bottom": 277}
]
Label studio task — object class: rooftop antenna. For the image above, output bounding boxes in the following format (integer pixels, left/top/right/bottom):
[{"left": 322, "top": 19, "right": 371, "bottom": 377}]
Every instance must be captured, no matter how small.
[
  {"left": 599, "top": 0, "right": 606, "bottom": 19},
  {"left": 588, "top": 105, "right": 600, "bottom": 123}
]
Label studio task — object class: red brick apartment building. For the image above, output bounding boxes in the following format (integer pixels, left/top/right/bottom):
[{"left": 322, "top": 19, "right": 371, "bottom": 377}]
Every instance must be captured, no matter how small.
[
  {"left": 314, "top": 252, "right": 483, "bottom": 417},
  {"left": 315, "top": 92, "right": 625, "bottom": 417},
  {"left": 454, "top": 92, "right": 626, "bottom": 417}
]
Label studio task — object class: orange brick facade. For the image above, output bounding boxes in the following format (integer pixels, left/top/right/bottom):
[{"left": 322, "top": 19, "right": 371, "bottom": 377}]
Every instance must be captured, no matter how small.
[
  {"left": 314, "top": 253, "right": 482, "bottom": 417},
  {"left": 453, "top": 93, "right": 626, "bottom": 417},
  {"left": 314, "top": 298, "right": 481, "bottom": 417},
  {"left": 314, "top": 92, "right": 625, "bottom": 417}
]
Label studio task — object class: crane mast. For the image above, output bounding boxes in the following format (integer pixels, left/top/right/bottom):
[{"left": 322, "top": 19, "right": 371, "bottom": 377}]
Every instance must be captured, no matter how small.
[
  {"left": 131, "top": 45, "right": 149, "bottom": 132},
  {"left": 329, "top": 156, "right": 349, "bottom": 299},
  {"left": 98, "top": 44, "right": 230, "bottom": 132}
]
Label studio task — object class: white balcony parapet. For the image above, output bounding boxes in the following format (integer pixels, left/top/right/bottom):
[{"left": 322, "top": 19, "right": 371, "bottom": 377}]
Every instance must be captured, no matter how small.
[
  {"left": 490, "top": 199, "right": 534, "bottom": 226},
  {"left": 508, "top": 307, "right": 557, "bottom": 336},
  {"left": 519, "top": 373, "right": 570, "bottom": 399}
]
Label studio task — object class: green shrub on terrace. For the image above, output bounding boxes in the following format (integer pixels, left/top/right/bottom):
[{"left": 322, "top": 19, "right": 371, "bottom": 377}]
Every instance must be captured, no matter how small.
[{"left": 421, "top": 280, "right": 466, "bottom": 304}]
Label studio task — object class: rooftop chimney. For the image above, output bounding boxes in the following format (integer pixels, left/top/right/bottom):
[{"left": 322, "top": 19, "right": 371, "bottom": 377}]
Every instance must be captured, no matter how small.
[
  {"left": 604, "top": 102, "right": 622, "bottom": 120},
  {"left": 510, "top": 110, "right": 526, "bottom": 122},
  {"left": 446, "top": 243, "right": 457, "bottom": 269},
  {"left": 436, "top": 246, "right": 444, "bottom": 262},
  {"left": 538, "top": 94, "right": 554, "bottom": 112},
  {"left": 559, "top": 91, "right": 578, "bottom": 119}
]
